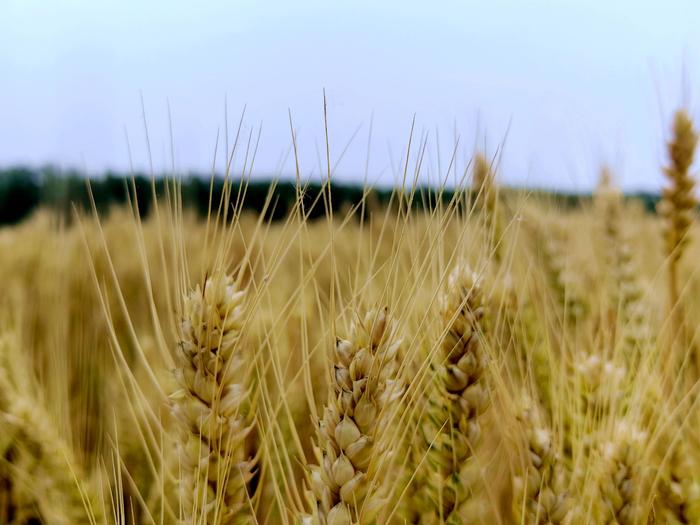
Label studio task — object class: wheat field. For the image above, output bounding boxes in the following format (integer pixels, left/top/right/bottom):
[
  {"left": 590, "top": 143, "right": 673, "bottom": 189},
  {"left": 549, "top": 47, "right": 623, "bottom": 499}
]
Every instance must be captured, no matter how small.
[{"left": 1, "top": 110, "right": 700, "bottom": 524}]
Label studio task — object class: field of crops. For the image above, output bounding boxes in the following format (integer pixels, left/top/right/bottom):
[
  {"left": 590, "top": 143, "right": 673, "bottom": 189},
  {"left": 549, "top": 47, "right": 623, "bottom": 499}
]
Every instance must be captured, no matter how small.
[{"left": 1, "top": 110, "right": 700, "bottom": 524}]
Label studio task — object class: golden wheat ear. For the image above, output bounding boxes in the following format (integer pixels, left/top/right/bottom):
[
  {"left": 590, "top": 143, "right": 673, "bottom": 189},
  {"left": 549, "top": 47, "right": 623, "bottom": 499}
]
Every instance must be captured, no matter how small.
[
  {"left": 658, "top": 110, "right": 698, "bottom": 269},
  {"left": 409, "top": 265, "right": 492, "bottom": 523},
  {"left": 308, "top": 307, "right": 403, "bottom": 525},
  {"left": 658, "top": 110, "right": 698, "bottom": 314},
  {"left": 656, "top": 110, "right": 699, "bottom": 382},
  {"left": 171, "top": 272, "right": 256, "bottom": 524}
]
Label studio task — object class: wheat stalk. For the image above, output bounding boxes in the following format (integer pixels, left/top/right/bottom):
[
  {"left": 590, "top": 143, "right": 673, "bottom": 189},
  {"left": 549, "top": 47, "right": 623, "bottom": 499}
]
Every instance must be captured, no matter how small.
[{"left": 171, "top": 272, "right": 255, "bottom": 524}]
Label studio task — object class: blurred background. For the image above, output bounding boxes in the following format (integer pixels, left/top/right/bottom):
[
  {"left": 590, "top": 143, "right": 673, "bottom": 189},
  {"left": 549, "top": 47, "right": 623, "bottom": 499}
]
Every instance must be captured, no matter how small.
[{"left": 1, "top": 0, "right": 699, "bottom": 192}]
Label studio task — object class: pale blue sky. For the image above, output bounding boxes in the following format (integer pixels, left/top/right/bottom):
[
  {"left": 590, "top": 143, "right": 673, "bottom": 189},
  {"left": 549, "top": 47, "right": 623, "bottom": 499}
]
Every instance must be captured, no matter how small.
[{"left": 1, "top": 1, "right": 699, "bottom": 191}]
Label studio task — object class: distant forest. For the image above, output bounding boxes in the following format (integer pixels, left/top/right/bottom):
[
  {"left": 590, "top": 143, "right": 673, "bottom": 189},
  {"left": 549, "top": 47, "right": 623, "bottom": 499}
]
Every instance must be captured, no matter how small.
[{"left": 0, "top": 166, "right": 661, "bottom": 226}]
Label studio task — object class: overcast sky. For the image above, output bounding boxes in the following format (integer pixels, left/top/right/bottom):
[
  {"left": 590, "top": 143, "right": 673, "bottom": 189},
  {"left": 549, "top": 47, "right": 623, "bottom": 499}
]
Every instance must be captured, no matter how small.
[{"left": 1, "top": 1, "right": 699, "bottom": 191}]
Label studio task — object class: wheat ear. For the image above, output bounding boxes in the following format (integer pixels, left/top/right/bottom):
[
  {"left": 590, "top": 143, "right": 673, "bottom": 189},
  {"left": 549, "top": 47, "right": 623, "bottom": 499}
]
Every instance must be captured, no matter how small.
[
  {"left": 656, "top": 441, "right": 700, "bottom": 523},
  {"left": 658, "top": 110, "right": 698, "bottom": 271},
  {"left": 596, "top": 422, "right": 648, "bottom": 525},
  {"left": 595, "top": 168, "right": 649, "bottom": 366},
  {"left": 512, "top": 399, "right": 571, "bottom": 524},
  {"left": 472, "top": 153, "right": 503, "bottom": 263},
  {"left": 575, "top": 352, "right": 626, "bottom": 431},
  {"left": 413, "top": 265, "right": 490, "bottom": 523},
  {"left": 171, "top": 272, "right": 255, "bottom": 524},
  {"left": 309, "top": 307, "right": 402, "bottom": 525},
  {"left": 538, "top": 219, "right": 586, "bottom": 324},
  {"left": 657, "top": 110, "right": 698, "bottom": 348},
  {"left": 0, "top": 337, "right": 104, "bottom": 525}
]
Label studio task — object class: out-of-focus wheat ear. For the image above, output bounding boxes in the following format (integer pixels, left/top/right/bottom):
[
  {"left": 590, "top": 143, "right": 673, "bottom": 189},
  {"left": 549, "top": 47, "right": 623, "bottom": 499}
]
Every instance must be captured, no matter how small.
[
  {"left": 307, "top": 307, "right": 403, "bottom": 525},
  {"left": 0, "top": 336, "right": 105, "bottom": 524},
  {"left": 389, "top": 456, "right": 419, "bottom": 524},
  {"left": 658, "top": 110, "right": 698, "bottom": 271},
  {"left": 595, "top": 421, "right": 650, "bottom": 525},
  {"left": 472, "top": 153, "right": 504, "bottom": 264},
  {"left": 594, "top": 166, "right": 654, "bottom": 385},
  {"left": 657, "top": 110, "right": 698, "bottom": 365},
  {"left": 655, "top": 441, "right": 700, "bottom": 524},
  {"left": 412, "top": 265, "right": 491, "bottom": 523},
  {"left": 170, "top": 272, "right": 256, "bottom": 524},
  {"left": 538, "top": 218, "right": 587, "bottom": 325},
  {"left": 614, "top": 242, "right": 651, "bottom": 369},
  {"left": 594, "top": 165, "right": 625, "bottom": 326},
  {"left": 574, "top": 352, "right": 626, "bottom": 429},
  {"left": 512, "top": 398, "right": 571, "bottom": 525},
  {"left": 594, "top": 166, "right": 621, "bottom": 252},
  {"left": 494, "top": 270, "right": 553, "bottom": 416}
]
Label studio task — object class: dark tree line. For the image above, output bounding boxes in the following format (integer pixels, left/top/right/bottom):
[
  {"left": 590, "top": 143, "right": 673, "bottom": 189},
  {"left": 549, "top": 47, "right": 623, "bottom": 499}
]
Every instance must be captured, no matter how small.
[{"left": 0, "top": 166, "right": 661, "bottom": 226}]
